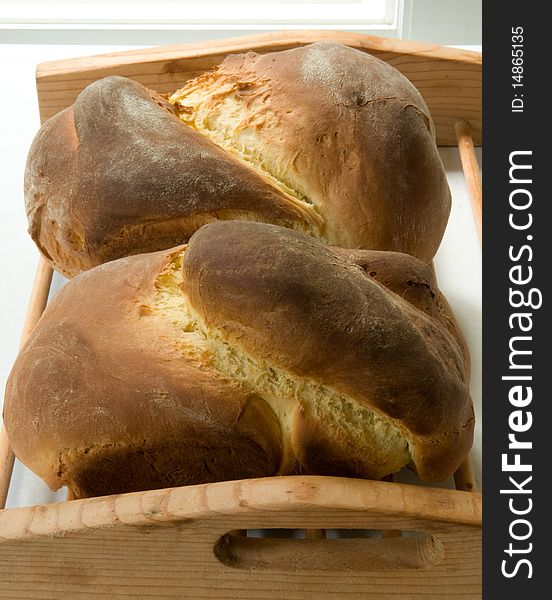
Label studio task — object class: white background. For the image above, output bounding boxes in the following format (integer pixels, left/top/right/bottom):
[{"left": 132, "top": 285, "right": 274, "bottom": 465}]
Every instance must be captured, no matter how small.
[{"left": 0, "top": 3, "right": 482, "bottom": 508}]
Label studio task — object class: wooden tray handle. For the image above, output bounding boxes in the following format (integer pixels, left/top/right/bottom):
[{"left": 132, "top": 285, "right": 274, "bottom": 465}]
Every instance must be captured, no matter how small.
[
  {"left": 215, "top": 529, "right": 445, "bottom": 572},
  {"left": 0, "top": 258, "right": 53, "bottom": 508},
  {"left": 456, "top": 119, "right": 482, "bottom": 244},
  {"left": 0, "top": 476, "right": 480, "bottom": 597}
]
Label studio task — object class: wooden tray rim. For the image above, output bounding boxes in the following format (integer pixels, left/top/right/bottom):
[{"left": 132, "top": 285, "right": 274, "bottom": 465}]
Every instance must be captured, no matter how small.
[
  {"left": 0, "top": 476, "right": 482, "bottom": 541},
  {"left": 36, "top": 29, "right": 482, "bottom": 80}
]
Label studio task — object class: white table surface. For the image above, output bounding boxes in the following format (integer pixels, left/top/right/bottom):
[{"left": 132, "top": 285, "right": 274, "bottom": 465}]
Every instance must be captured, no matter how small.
[{"left": 0, "top": 44, "right": 482, "bottom": 509}]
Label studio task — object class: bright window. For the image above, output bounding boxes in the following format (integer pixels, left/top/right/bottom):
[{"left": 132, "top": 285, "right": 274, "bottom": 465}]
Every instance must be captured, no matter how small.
[{"left": 0, "top": 1, "right": 398, "bottom": 29}]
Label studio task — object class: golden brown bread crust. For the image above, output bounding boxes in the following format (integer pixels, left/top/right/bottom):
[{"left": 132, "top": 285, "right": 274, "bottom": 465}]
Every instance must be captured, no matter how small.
[
  {"left": 171, "top": 42, "right": 450, "bottom": 259},
  {"left": 183, "top": 222, "right": 473, "bottom": 481},
  {"left": 25, "top": 78, "right": 318, "bottom": 278},
  {"left": 25, "top": 42, "right": 450, "bottom": 277},
  {"left": 330, "top": 247, "right": 471, "bottom": 378},
  {"left": 4, "top": 248, "right": 284, "bottom": 498},
  {"left": 5, "top": 222, "right": 473, "bottom": 496}
]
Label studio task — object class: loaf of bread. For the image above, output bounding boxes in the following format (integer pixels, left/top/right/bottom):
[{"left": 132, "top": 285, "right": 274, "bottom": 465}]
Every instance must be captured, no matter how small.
[
  {"left": 4, "top": 222, "right": 473, "bottom": 498},
  {"left": 25, "top": 42, "right": 450, "bottom": 278}
]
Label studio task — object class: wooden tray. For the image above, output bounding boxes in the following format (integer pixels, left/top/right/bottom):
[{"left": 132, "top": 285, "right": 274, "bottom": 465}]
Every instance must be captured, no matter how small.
[{"left": 0, "top": 31, "right": 482, "bottom": 599}]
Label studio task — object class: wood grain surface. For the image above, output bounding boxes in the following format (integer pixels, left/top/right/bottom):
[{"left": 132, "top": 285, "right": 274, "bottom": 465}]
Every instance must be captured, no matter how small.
[
  {"left": 0, "top": 476, "right": 481, "bottom": 599},
  {"left": 456, "top": 120, "right": 483, "bottom": 243},
  {"left": 35, "top": 30, "right": 482, "bottom": 146}
]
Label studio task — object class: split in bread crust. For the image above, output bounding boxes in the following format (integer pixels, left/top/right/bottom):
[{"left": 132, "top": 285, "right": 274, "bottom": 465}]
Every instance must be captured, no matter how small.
[{"left": 5, "top": 222, "right": 473, "bottom": 497}]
